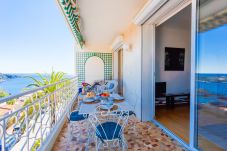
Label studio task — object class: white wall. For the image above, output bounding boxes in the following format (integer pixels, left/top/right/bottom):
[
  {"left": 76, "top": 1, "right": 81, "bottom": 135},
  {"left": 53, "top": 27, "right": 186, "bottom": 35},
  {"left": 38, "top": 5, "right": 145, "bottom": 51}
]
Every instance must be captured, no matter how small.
[
  {"left": 85, "top": 56, "right": 104, "bottom": 84},
  {"left": 155, "top": 8, "right": 191, "bottom": 94},
  {"left": 121, "top": 25, "right": 142, "bottom": 120}
]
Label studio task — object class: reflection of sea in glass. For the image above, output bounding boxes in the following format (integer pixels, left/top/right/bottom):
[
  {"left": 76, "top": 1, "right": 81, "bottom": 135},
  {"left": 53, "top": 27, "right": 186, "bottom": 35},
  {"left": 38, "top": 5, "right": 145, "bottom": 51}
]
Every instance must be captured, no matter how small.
[{"left": 196, "top": 1, "right": 227, "bottom": 150}]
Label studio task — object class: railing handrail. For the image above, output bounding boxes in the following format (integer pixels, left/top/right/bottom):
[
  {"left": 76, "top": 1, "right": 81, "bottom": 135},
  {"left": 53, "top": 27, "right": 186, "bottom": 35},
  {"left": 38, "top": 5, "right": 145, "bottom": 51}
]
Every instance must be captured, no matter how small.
[
  {"left": 0, "top": 76, "right": 78, "bottom": 151},
  {"left": 0, "top": 80, "right": 75, "bottom": 121},
  {"left": 0, "top": 76, "right": 77, "bottom": 104}
]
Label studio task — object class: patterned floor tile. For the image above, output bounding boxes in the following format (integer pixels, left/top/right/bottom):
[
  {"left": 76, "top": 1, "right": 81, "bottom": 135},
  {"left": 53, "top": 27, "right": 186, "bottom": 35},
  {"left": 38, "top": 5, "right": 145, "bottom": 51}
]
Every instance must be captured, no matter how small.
[{"left": 52, "top": 116, "right": 187, "bottom": 151}]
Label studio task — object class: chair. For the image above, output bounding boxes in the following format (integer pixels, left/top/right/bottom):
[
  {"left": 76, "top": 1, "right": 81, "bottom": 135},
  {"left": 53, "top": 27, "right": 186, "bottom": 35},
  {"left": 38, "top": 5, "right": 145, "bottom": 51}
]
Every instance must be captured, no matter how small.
[
  {"left": 68, "top": 110, "right": 88, "bottom": 139},
  {"left": 126, "top": 90, "right": 139, "bottom": 133},
  {"left": 88, "top": 107, "right": 129, "bottom": 151},
  {"left": 67, "top": 98, "right": 89, "bottom": 140},
  {"left": 105, "top": 80, "right": 118, "bottom": 94}
]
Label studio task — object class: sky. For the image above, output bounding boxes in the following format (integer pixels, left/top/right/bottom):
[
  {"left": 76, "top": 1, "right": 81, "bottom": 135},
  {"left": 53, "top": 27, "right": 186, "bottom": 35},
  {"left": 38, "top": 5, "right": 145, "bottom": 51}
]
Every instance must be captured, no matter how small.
[
  {"left": 0, "top": 1, "right": 226, "bottom": 75},
  {"left": 0, "top": 0, "right": 75, "bottom": 74},
  {"left": 197, "top": 24, "right": 227, "bottom": 74}
]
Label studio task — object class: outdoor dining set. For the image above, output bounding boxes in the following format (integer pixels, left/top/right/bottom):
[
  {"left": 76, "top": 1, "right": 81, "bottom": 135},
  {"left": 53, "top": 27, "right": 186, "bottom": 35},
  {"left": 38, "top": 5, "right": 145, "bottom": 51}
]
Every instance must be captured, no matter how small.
[{"left": 67, "top": 80, "right": 137, "bottom": 151}]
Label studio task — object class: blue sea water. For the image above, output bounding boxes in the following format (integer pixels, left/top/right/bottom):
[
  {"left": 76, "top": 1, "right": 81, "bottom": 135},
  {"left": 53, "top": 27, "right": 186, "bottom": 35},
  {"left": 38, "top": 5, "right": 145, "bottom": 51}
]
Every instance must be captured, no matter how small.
[
  {"left": 197, "top": 73, "right": 227, "bottom": 104},
  {"left": 0, "top": 74, "right": 42, "bottom": 95},
  {"left": 0, "top": 74, "right": 73, "bottom": 96},
  {"left": 0, "top": 73, "right": 227, "bottom": 104}
]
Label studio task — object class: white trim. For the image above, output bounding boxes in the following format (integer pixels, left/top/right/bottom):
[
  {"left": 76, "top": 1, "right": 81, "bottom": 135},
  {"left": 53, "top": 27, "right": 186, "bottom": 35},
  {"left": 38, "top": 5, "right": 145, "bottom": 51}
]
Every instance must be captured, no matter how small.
[
  {"left": 155, "top": 0, "right": 192, "bottom": 26},
  {"left": 133, "top": 0, "right": 168, "bottom": 25},
  {"left": 144, "top": 0, "right": 192, "bottom": 26},
  {"left": 111, "top": 36, "right": 124, "bottom": 52},
  {"left": 189, "top": 0, "right": 197, "bottom": 149},
  {"left": 151, "top": 24, "right": 156, "bottom": 119},
  {"left": 141, "top": 24, "right": 155, "bottom": 121}
]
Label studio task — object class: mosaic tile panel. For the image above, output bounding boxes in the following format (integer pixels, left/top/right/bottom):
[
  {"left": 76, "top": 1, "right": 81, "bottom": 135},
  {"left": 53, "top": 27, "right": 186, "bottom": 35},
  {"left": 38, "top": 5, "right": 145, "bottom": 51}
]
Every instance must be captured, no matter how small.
[{"left": 75, "top": 52, "right": 112, "bottom": 85}]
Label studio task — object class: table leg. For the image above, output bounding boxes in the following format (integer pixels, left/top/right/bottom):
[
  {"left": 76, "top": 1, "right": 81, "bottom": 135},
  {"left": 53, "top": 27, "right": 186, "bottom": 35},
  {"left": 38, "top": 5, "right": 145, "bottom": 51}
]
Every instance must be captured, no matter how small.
[
  {"left": 166, "top": 96, "right": 170, "bottom": 106},
  {"left": 171, "top": 97, "right": 174, "bottom": 106}
]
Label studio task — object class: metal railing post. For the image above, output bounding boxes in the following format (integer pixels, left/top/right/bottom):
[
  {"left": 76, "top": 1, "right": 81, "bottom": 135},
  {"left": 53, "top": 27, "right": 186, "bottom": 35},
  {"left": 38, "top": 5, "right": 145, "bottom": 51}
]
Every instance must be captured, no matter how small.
[
  {"left": 25, "top": 107, "right": 29, "bottom": 151},
  {"left": 48, "top": 95, "right": 52, "bottom": 129},
  {"left": 1, "top": 120, "right": 6, "bottom": 151},
  {"left": 39, "top": 100, "right": 43, "bottom": 145},
  {"left": 54, "top": 93, "right": 57, "bottom": 123}
]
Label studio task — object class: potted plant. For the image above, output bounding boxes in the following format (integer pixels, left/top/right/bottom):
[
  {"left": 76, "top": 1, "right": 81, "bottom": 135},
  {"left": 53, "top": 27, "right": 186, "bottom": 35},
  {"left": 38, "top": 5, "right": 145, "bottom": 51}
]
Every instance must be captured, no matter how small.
[{"left": 81, "top": 82, "right": 89, "bottom": 95}]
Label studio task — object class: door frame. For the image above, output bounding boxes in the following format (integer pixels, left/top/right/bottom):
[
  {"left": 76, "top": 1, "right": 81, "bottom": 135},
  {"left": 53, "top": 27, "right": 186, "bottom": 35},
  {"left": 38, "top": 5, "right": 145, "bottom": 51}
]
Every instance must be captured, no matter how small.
[
  {"left": 113, "top": 47, "right": 124, "bottom": 95},
  {"left": 118, "top": 48, "right": 124, "bottom": 95},
  {"left": 141, "top": 0, "right": 198, "bottom": 150}
]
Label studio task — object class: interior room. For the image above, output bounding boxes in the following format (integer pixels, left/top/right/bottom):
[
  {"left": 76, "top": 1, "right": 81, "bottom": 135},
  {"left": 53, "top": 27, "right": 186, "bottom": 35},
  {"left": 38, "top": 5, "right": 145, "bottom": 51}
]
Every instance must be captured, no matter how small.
[{"left": 154, "top": 5, "right": 191, "bottom": 143}]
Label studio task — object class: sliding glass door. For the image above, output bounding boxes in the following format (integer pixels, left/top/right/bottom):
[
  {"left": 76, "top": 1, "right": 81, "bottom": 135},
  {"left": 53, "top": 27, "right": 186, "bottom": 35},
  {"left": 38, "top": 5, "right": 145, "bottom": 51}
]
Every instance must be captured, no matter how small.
[{"left": 195, "top": 0, "right": 227, "bottom": 150}]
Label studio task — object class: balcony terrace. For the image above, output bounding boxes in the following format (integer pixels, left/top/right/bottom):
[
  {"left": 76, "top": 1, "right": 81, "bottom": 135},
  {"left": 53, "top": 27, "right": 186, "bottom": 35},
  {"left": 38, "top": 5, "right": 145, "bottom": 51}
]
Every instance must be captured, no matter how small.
[
  {"left": 0, "top": 77, "right": 187, "bottom": 151},
  {"left": 53, "top": 114, "right": 186, "bottom": 151},
  {"left": 3, "top": 0, "right": 227, "bottom": 150}
]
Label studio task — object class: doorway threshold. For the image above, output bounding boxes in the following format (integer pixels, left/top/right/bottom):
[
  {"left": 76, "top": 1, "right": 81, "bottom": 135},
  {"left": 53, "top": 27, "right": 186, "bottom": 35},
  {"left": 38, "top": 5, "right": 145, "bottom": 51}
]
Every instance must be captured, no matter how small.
[{"left": 151, "top": 119, "right": 191, "bottom": 151}]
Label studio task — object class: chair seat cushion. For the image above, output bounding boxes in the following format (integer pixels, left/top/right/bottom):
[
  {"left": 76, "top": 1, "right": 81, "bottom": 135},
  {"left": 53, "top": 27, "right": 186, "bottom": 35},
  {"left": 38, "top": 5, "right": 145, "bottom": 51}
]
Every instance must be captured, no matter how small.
[
  {"left": 70, "top": 111, "right": 87, "bottom": 121},
  {"left": 96, "top": 122, "right": 122, "bottom": 141},
  {"left": 108, "top": 83, "right": 115, "bottom": 89}
]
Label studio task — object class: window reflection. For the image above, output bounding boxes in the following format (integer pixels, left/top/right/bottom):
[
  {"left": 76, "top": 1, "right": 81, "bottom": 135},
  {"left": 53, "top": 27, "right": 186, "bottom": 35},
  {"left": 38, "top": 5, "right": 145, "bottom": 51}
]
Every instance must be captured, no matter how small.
[{"left": 196, "top": 0, "right": 227, "bottom": 151}]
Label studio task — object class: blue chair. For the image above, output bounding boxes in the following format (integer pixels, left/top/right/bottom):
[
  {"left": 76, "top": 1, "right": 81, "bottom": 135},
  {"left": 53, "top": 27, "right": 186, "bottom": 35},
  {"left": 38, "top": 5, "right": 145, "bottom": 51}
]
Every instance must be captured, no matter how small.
[
  {"left": 105, "top": 80, "right": 118, "bottom": 94},
  {"left": 69, "top": 110, "right": 87, "bottom": 121},
  {"left": 96, "top": 122, "right": 122, "bottom": 142},
  {"left": 78, "top": 87, "right": 82, "bottom": 93},
  {"left": 88, "top": 108, "right": 129, "bottom": 151},
  {"left": 68, "top": 110, "right": 88, "bottom": 140}
]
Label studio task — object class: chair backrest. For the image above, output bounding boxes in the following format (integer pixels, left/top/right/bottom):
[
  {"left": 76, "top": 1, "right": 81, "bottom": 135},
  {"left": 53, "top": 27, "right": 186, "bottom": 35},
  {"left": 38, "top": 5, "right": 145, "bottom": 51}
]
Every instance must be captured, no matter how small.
[
  {"left": 155, "top": 82, "right": 166, "bottom": 98},
  {"left": 88, "top": 107, "right": 129, "bottom": 141},
  {"left": 105, "top": 80, "right": 118, "bottom": 93}
]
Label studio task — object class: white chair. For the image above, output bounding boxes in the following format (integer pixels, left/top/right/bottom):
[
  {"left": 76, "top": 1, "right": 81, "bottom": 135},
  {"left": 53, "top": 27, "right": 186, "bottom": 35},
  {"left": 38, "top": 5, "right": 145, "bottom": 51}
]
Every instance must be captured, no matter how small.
[
  {"left": 127, "top": 90, "right": 139, "bottom": 133},
  {"left": 67, "top": 96, "right": 92, "bottom": 146},
  {"left": 88, "top": 106, "right": 129, "bottom": 151},
  {"left": 105, "top": 80, "right": 118, "bottom": 94},
  {"left": 67, "top": 98, "right": 88, "bottom": 139}
]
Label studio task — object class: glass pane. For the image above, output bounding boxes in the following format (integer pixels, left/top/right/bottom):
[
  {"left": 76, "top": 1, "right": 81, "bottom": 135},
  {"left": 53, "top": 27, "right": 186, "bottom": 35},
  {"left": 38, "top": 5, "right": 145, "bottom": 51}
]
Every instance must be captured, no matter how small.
[{"left": 196, "top": 0, "right": 227, "bottom": 151}]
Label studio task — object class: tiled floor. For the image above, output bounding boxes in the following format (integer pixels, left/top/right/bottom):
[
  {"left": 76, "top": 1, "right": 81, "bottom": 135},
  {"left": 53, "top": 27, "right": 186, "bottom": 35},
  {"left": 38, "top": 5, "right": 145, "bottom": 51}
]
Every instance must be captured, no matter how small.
[{"left": 52, "top": 116, "right": 187, "bottom": 151}]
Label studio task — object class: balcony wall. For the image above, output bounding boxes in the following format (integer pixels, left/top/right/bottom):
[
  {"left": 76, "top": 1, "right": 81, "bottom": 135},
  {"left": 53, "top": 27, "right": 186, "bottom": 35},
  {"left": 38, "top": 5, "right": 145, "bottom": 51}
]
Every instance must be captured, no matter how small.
[{"left": 113, "top": 24, "right": 143, "bottom": 120}]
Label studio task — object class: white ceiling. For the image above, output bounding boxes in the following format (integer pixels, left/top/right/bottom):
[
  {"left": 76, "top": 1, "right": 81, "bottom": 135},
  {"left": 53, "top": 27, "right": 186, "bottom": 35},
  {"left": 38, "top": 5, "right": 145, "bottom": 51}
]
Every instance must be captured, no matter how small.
[{"left": 78, "top": 0, "right": 148, "bottom": 51}]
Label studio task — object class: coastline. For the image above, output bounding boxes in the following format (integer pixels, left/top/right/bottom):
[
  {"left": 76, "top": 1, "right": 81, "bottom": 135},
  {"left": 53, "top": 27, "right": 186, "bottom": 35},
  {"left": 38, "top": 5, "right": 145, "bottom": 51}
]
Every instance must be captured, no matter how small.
[{"left": 0, "top": 73, "right": 36, "bottom": 95}]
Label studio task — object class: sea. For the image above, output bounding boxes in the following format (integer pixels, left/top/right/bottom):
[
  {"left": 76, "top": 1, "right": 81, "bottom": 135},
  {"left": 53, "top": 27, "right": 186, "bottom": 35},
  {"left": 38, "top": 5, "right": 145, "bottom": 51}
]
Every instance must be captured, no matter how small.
[
  {"left": 0, "top": 74, "right": 72, "bottom": 96},
  {"left": 196, "top": 74, "right": 227, "bottom": 103},
  {"left": 0, "top": 73, "right": 227, "bottom": 104}
]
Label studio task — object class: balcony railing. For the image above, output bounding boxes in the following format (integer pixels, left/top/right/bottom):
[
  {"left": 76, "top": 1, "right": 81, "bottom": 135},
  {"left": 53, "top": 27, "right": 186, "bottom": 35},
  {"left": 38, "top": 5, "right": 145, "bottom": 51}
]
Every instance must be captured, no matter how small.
[{"left": 0, "top": 77, "right": 78, "bottom": 151}]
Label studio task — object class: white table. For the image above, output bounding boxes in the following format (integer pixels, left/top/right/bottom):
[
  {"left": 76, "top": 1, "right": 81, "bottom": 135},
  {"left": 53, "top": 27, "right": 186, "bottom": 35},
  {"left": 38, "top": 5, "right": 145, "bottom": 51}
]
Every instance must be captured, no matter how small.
[
  {"left": 78, "top": 94, "right": 133, "bottom": 115},
  {"left": 78, "top": 93, "right": 86, "bottom": 101}
]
